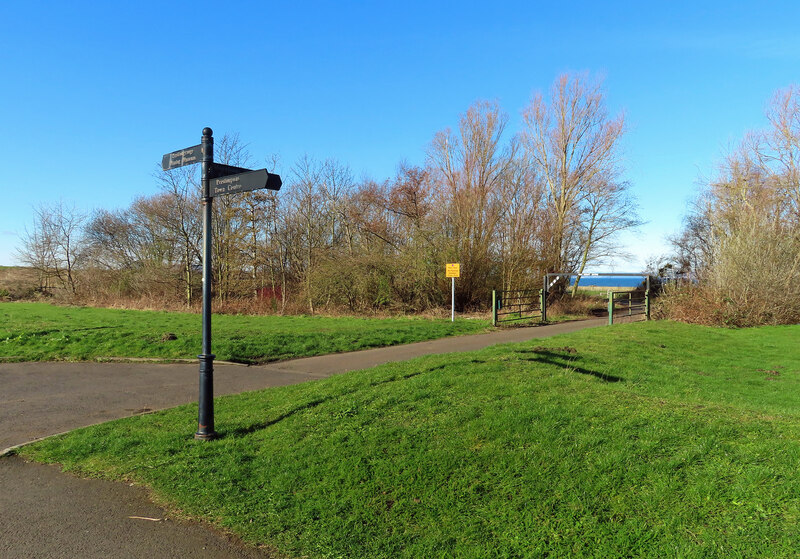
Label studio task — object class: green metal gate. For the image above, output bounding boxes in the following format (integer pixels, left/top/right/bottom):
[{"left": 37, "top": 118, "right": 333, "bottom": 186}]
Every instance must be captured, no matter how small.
[
  {"left": 607, "top": 290, "right": 650, "bottom": 325},
  {"left": 492, "top": 289, "right": 545, "bottom": 326}
]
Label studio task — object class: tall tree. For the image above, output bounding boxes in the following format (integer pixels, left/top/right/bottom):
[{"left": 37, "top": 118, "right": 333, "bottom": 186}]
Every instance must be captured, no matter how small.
[
  {"left": 669, "top": 85, "right": 800, "bottom": 325},
  {"left": 427, "top": 100, "right": 515, "bottom": 307},
  {"left": 155, "top": 165, "right": 201, "bottom": 306},
  {"left": 211, "top": 133, "right": 253, "bottom": 300},
  {"left": 521, "top": 73, "right": 630, "bottom": 287}
]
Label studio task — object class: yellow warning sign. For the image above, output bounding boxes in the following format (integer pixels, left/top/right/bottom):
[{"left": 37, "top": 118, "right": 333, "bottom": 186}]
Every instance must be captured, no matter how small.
[{"left": 446, "top": 263, "right": 460, "bottom": 278}]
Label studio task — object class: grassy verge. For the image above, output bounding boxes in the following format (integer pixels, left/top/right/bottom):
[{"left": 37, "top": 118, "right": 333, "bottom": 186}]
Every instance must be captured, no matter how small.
[
  {"left": 20, "top": 321, "right": 800, "bottom": 557},
  {"left": 0, "top": 302, "right": 490, "bottom": 363}
]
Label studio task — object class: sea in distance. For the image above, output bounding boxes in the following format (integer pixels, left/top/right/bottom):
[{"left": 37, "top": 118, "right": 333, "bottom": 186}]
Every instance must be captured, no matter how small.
[{"left": 568, "top": 276, "right": 647, "bottom": 288}]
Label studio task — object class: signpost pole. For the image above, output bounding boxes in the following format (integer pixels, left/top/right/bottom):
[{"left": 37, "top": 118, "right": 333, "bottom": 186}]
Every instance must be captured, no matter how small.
[
  {"left": 445, "top": 263, "right": 460, "bottom": 322},
  {"left": 196, "top": 127, "right": 216, "bottom": 440},
  {"left": 451, "top": 277, "right": 455, "bottom": 322}
]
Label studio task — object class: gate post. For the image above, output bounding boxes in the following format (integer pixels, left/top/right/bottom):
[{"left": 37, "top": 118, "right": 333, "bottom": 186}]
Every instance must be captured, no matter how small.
[
  {"left": 645, "top": 290, "right": 651, "bottom": 320},
  {"left": 540, "top": 289, "right": 546, "bottom": 322},
  {"left": 628, "top": 292, "right": 632, "bottom": 317},
  {"left": 608, "top": 291, "right": 614, "bottom": 326},
  {"left": 492, "top": 290, "right": 497, "bottom": 326}
]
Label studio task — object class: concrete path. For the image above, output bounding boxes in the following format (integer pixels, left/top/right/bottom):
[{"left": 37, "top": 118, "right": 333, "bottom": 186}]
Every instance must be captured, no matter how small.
[
  {"left": 1, "top": 318, "right": 606, "bottom": 453},
  {"left": 0, "top": 318, "right": 606, "bottom": 558},
  {"left": 0, "top": 456, "right": 274, "bottom": 559}
]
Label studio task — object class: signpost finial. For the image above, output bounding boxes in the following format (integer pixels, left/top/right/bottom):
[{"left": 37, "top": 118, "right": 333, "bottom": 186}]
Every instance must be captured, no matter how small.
[{"left": 203, "top": 127, "right": 213, "bottom": 137}]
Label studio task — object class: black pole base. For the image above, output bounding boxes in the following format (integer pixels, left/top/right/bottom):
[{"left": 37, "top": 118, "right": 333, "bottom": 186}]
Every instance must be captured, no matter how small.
[{"left": 195, "top": 353, "right": 217, "bottom": 440}]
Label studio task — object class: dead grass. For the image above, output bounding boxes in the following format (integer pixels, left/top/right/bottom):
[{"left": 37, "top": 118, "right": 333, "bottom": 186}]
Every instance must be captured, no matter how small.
[
  {"left": 52, "top": 290, "right": 492, "bottom": 322},
  {"left": 547, "top": 292, "right": 609, "bottom": 318},
  {"left": 0, "top": 266, "right": 41, "bottom": 300},
  {"left": 654, "top": 283, "right": 800, "bottom": 327}
]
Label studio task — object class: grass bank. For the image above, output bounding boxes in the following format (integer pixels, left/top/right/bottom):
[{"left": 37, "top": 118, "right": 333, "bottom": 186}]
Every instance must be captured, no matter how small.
[
  {"left": 20, "top": 321, "right": 800, "bottom": 558},
  {"left": 0, "top": 302, "right": 490, "bottom": 363}
]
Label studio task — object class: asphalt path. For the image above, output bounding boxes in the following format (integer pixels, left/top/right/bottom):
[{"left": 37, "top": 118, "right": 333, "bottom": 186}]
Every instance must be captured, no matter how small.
[{"left": 0, "top": 317, "right": 607, "bottom": 558}]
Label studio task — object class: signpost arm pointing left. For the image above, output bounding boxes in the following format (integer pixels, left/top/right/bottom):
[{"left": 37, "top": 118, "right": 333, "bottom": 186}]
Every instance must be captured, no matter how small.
[{"left": 196, "top": 127, "right": 216, "bottom": 440}]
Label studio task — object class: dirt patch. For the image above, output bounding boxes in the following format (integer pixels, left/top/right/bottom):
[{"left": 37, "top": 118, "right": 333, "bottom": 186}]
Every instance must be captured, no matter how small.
[{"left": 758, "top": 367, "right": 782, "bottom": 380}]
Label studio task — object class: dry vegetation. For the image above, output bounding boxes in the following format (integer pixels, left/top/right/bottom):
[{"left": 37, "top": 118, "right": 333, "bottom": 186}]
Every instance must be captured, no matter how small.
[
  {"left": 661, "top": 85, "right": 800, "bottom": 327},
  {"left": 547, "top": 291, "right": 610, "bottom": 318},
  {"left": 0, "top": 266, "right": 41, "bottom": 300}
]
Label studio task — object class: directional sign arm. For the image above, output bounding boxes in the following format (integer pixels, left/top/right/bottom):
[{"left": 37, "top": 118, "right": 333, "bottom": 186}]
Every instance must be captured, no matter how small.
[
  {"left": 210, "top": 169, "right": 282, "bottom": 197},
  {"left": 208, "top": 162, "right": 253, "bottom": 179},
  {"left": 162, "top": 144, "right": 204, "bottom": 170}
]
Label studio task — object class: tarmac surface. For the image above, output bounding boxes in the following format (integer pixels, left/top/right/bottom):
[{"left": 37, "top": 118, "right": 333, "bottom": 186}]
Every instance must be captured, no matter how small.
[{"left": 0, "top": 318, "right": 607, "bottom": 558}]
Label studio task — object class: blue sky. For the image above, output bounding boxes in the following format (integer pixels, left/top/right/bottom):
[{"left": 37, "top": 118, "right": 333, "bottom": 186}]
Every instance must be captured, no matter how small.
[{"left": 2, "top": 1, "right": 798, "bottom": 269}]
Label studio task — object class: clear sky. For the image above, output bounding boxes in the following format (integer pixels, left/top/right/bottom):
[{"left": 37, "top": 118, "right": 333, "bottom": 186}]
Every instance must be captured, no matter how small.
[{"left": 2, "top": 1, "right": 798, "bottom": 270}]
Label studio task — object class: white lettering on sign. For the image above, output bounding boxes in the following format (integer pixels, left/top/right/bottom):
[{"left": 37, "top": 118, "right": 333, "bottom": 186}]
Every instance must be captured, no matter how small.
[
  {"left": 216, "top": 176, "right": 240, "bottom": 185},
  {"left": 169, "top": 148, "right": 200, "bottom": 167},
  {"left": 212, "top": 175, "right": 246, "bottom": 196}
]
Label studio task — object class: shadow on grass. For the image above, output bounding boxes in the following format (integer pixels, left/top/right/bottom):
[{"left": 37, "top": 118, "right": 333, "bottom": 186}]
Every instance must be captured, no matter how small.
[
  {"left": 9, "top": 325, "right": 119, "bottom": 338},
  {"left": 516, "top": 348, "right": 624, "bottom": 383},
  {"left": 221, "top": 364, "right": 446, "bottom": 438}
]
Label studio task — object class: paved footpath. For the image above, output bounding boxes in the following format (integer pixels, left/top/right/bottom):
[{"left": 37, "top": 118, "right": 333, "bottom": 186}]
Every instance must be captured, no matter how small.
[{"left": 0, "top": 318, "right": 606, "bottom": 558}]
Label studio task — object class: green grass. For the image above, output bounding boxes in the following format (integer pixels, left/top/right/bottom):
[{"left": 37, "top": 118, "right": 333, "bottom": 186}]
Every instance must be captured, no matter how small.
[
  {"left": 0, "top": 302, "right": 490, "bottom": 363},
  {"left": 20, "top": 321, "right": 800, "bottom": 557}
]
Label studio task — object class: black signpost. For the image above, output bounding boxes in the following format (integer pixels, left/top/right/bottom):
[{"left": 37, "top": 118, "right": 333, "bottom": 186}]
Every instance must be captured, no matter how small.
[{"left": 162, "top": 128, "right": 282, "bottom": 440}]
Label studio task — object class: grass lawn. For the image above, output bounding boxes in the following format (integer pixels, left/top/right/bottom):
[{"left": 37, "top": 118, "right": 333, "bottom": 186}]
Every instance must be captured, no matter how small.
[
  {"left": 0, "top": 302, "right": 490, "bottom": 363},
  {"left": 19, "top": 320, "right": 800, "bottom": 557}
]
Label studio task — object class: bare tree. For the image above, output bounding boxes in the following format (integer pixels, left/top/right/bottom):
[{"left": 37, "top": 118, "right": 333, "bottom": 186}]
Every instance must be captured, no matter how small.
[
  {"left": 18, "top": 201, "right": 87, "bottom": 295},
  {"left": 211, "top": 133, "right": 253, "bottom": 300},
  {"left": 155, "top": 165, "right": 201, "bottom": 306},
  {"left": 521, "top": 73, "right": 629, "bottom": 284},
  {"left": 570, "top": 179, "right": 641, "bottom": 295},
  {"left": 495, "top": 152, "right": 550, "bottom": 292},
  {"left": 667, "top": 85, "right": 800, "bottom": 325},
  {"left": 288, "top": 155, "right": 326, "bottom": 312},
  {"left": 17, "top": 212, "right": 57, "bottom": 293},
  {"left": 759, "top": 86, "right": 800, "bottom": 225},
  {"left": 427, "top": 100, "right": 515, "bottom": 307}
]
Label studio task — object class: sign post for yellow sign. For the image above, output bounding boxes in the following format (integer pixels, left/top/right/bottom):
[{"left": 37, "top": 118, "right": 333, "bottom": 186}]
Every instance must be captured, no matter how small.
[{"left": 446, "top": 263, "right": 460, "bottom": 321}]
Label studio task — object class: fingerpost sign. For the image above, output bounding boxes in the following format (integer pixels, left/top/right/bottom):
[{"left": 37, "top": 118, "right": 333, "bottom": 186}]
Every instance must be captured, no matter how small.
[{"left": 162, "top": 128, "right": 282, "bottom": 441}]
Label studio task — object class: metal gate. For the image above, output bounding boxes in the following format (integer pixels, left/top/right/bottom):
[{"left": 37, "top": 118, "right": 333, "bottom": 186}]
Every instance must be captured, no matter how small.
[
  {"left": 542, "top": 272, "right": 652, "bottom": 326},
  {"left": 607, "top": 290, "right": 650, "bottom": 325},
  {"left": 492, "top": 289, "right": 545, "bottom": 326}
]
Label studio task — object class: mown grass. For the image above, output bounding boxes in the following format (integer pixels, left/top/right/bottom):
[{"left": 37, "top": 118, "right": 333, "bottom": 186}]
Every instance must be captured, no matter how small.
[
  {"left": 20, "top": 321, "right": 800, "bottom": 558},
  {"left": 0, "top": 302, "right": 490, "bottom": 363}
]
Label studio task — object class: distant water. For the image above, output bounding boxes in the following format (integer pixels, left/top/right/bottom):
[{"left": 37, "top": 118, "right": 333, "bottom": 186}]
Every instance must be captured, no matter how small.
[{"left": 568, "top": 276, "right": 645, "bottom": 288}]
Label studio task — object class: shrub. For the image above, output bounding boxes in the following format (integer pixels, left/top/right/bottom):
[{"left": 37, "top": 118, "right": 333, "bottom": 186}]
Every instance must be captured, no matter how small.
[{"left": 658, "top": 218, "right": 800, "bottom": 327}]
